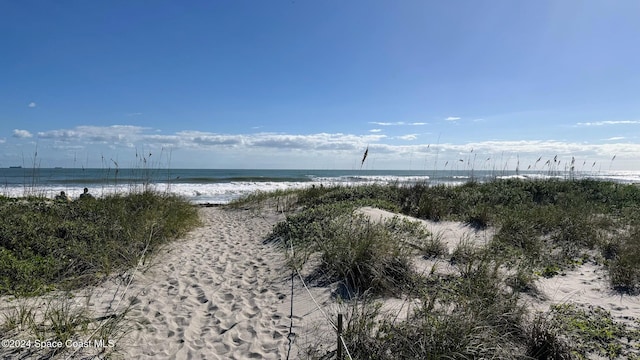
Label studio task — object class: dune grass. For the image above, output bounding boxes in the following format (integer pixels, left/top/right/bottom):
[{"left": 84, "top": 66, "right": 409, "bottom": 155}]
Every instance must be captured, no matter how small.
[
  {"left": 0, "top": 191, "right": 200, "bottom": 296},
  {"left": 0, "top": 190, "right": 200, "bottom": 358},
  {"left": 340, "top": 256, "right": 529, "bottom": 359},
  {"left": 233, "top": 178, "right": 640, "bottom": 359},
  {"left": 255, "top": 179, "right": 640, "bottom": 293},
  {"left": 0, "top": 290, "right": 133, "bottom": 359}
]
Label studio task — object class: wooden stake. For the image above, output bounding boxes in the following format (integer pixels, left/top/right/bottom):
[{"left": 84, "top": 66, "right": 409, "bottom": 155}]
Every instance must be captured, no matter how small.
[{"left": 337, "top": 313, "right": 343, "bottom": 360}]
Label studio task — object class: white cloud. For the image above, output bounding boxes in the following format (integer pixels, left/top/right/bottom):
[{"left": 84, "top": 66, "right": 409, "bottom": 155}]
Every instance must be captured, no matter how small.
[
  {"left": 575, "top": 120, "right": 640, "bottom": 127},
  {"left": 245, "top": 132, "right": 386, "bottom": 151},
  {"left": 178, "top": 131, "right": 245, "bottom": 147},
  {"left": 25, "top": 125, "right": 640, "bottom": 158},
  {"left": 13, "top": 129, "right": 33, "bottom": 138},
  {"left": 0, "top": 138, "right": 5, "bottom": 144},
  {"left": 51, "top": 144, "right": 86, "bottom": 151},
  {"left": 445, "top": 116, "right": 461, "bottom": 121},
  {"left": 7, "top": 123, "right": 640, "bottom": 169},
  {"left": 397, "top": 134, "right": 418, "bottom": 141},
  {"left": 605, "top": 137, "right": 626, "bottom": 141},
  {"left": 369, "top": 121, "right": 427, "bottom": 126},
  {"left": 28, "top": 102, "right": 36, "bottom": 108},
  {"left": 33, "top": 126, "right": 388, "bottom": 154},
  {"left": 434, "top": 140, "right": 640, "bottom": 159},
  {"left": 38, "top": 125, "right": 147, "bottom": 143}
]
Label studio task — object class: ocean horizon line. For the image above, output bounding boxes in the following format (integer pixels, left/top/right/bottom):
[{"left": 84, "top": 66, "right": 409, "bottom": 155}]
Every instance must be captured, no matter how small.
[{"left": 2, "top": 168, "right": 639, "bottom": 205}]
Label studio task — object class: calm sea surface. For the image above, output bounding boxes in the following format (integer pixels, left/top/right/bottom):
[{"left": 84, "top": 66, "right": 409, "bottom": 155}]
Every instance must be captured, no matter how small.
[{"left": 1, "top": 168, "right": 639, "bottom": 204}]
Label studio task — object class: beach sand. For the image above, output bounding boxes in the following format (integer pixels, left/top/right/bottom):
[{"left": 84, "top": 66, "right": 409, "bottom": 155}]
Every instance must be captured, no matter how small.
[
  {"left": 86, "top": 205, "right": 361, "bottom": 360},
  {"left": 3, "top": 205, "right": 638, "bottom": 359},
  {"left": 73, "top": 206, "right": 322, "bottom": 359},
  {"left": 119, "top": 207, "right": 289, "bottom": 358}
]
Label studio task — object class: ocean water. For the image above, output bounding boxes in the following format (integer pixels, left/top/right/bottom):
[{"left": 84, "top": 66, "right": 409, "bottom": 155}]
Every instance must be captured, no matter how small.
[{"left": 1, "top": 168, "right": 639, "bottom": 205}]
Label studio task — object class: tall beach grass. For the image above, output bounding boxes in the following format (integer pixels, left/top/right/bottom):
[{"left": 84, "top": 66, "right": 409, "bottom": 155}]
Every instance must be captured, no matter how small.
[
  {"left": 0, "top": 151, "right": 200, "bottom": 358},
  {"left": 231, "top": 177, "right": 640, "bottom": 359}
]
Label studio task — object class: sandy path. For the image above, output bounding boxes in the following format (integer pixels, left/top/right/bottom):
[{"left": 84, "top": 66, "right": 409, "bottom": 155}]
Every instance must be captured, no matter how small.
[{"left": 92, "top": 207, "right": 293, "bottom": 359}]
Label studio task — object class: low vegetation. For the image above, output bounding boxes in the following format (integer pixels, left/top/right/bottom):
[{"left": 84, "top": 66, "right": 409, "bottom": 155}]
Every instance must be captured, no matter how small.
[
  {"left": 542, "top": 303, "right": 640, "bottom": 359},
  {"left": 232, "top": 178, "right": 640, "bottom": 359},
  {"left": 0, "top": 291, "right": 133, "bottom": 359},
  {"left": 0, "top": 190, "right": 200, "bottom": 358},
  {"left": 0, "top": 191, "right": 200, "bottom": 295}
]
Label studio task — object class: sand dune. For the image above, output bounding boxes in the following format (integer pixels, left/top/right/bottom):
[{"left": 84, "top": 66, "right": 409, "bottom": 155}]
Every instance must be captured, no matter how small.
[
  {"left": 356, "top": 206, "right": 494, "bottom": 252},
  {"left": 357, "top": 207, "right": 640, "bottom": 335},
  {"left": 5, "top": 204, "right": 637, "bottom": 359}
]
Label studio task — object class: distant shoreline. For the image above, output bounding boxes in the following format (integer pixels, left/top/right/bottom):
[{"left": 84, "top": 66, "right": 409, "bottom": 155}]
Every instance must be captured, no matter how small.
[{"left": 1, "top": 168, "right": 639, "bottom": 205}]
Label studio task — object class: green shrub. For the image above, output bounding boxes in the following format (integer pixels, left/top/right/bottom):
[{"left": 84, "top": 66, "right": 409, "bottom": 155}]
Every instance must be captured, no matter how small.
[
  {"left": 526, "top": 313, "right": 575, "bottom": 360},
  {"left": 0, "top": 191, "right": 199, "bottom": 295},
  {"left": 342, "top": 253, "right": 527, "bottom": 359},
  {"left": 544, "top": 303, "right": 639, "bottom": 359},
  {"left": 318, "top": 214, "right": 414, "bottom": 295}
]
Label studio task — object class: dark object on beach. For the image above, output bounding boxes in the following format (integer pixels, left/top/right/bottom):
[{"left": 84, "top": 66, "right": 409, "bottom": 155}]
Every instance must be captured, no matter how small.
[
  {"left": 55, "top": 191, "right": 71, "bottom": 202},
  {"left": 199, "top": 203, "right": 221, "bottom": 207},
  {"left": 79, "top": 187, "right": 94, "bottom": 200}
]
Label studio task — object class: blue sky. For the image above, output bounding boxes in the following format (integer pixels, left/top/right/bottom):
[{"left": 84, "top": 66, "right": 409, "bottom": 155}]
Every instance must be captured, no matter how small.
[{"left": 2, "top": 0, "right": 639, "bottom": 170}]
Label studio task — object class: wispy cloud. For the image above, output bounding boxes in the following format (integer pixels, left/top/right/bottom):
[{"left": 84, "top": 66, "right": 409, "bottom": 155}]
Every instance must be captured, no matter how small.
[
  {"left": 445, "top": 116, "right": 461, "bottom": 121},
  {"left": 32, "top": 125, "right": 387, "bottom": 153},
  {"left": 0, "top": 138, "right": 6, "bottom": 144},
  {"left": 28, "top": 102, "right": 36, "bottom": 108},
  {"left": 605, "top": 136, "right": 626, "bottom": 141},
  {"left": 397, "top": 134, "right": 418, "bottom": 141},
  {"left": 37, "top": 125, "right": 147, "bottom": 144},
  {"left": 6, "top": 124, "right": 639, "bottom": 169},
  {"left": 437, "top": 140, "right": 640, "bottom": 158},
  {"left": 13, "top": 129, "right": 33, "bottom": 138},
  {"left": 177, "top": 131, "right": 245, "bottom": 147},
  {"left": 369, "top": 121, "right": 427, "bottom": 126},
  {"left": 369, "top": 129, "right": 382, "bottom": 133},
  {"left": 575, "top": 120, "right": 640, "bottom": 127},
  {"left": 246, "top": 133, "right": 386, "bottom": 151},
  {"left": 24, "top": 125, "right": 640, "bottom": 157}
]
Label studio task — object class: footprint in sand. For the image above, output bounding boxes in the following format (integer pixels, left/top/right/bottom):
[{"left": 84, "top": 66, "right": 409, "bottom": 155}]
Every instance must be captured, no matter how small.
[
  {"left": 242, "top": 306, "right": 260, "bottom": 319},
  {"left": 167, "top": 280, "right": 179, "bottom": 296},
  {"left": 189, "top": 284, "right": 209, "bottom": 304},
  {"left": 214, "top": 343, "right": 230, "bottom": 354}
]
